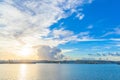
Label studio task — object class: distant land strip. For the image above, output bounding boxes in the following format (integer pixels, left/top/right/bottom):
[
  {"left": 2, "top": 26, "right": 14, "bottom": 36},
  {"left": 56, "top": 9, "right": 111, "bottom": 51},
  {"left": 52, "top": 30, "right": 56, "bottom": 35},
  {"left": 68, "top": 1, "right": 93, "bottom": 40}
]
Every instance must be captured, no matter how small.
[{"left": 0, "top": 60, "right": 120, "bottom": 64}]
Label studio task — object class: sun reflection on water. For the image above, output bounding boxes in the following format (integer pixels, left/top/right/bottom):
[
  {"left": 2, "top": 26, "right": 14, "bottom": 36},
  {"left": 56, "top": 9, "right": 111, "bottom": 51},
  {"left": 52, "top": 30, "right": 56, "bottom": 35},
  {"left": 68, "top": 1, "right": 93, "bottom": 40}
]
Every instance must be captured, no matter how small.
[{"left": 19, "top": 64, "right": 27, "bottom": 80}]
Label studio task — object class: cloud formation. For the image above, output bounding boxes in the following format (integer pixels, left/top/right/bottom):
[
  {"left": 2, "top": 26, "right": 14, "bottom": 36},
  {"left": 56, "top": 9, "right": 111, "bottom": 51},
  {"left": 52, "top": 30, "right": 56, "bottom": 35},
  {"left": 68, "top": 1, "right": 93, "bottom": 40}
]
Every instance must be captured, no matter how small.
[
  {"left": 0, "top": 0, "right": 93, "bottom": 60},
  {"left": 102, "top": 26, "right": 120, "bottom": 37},
  {"left": 36, "top": 45, "right": 63, "bottom": 60},
  {"left": 88, "top": 52, "right": 120, "bottom": 57}
]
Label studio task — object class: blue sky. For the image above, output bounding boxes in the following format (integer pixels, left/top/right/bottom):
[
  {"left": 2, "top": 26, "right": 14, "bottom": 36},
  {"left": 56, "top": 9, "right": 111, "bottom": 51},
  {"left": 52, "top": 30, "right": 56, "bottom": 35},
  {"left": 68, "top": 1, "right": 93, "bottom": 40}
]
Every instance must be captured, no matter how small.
[
  {"left": 0, "top": 0, "right": 120, "bottom": 60},
  {"left": 57, "top": 0, "right": 120, "bottom": 60}
]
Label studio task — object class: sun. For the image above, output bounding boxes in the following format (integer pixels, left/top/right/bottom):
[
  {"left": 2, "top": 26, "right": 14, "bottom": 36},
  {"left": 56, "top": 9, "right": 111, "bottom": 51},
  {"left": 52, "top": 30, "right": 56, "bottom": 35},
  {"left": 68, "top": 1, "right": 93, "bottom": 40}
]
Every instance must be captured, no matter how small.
[{"left": 19, "top": 45, "right": 33, "bottom": 56}]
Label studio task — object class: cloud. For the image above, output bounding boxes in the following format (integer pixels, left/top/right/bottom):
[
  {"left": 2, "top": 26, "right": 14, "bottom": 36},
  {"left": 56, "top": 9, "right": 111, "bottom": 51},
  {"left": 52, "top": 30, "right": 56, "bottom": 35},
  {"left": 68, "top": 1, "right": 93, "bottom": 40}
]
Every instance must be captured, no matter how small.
[
  {"left": 107, "top": 52, "right": 120, "bottom": 56},
  {"left": 102, "top": 26, "right": 120, "bottom": 37},
  {"left": 34, "top": 45, "right": 63, "bottom": 60},
  {"left": 76, "top": 31, "right": 105, "bottom": 41},
  {"left": 116, "top": 44, "right": 120, "bottom": 47},
  {"left": 76, "top": 13, "right": 85, "bottom": 20},
  {"left": 88, "top": 0, "right": 94, "bottom": 4},
  {"left": 61, "top": 48, "right": 78, "bottom": 53},
  {"left": 110, "top": 38, "right": 120, "bottom": 41},
  {"left": 114, "top": 41, "right": 120, "bottom": 48},
  {"left": 88, "top": 52, "right": 120, "bottom": 57},
  {"left": 0, "top": 0, "right": 93, "bottom": 60},
  {"left": 87, "top": 25, "right": 93, "bottom": 29},
  {"left": 51, "top": 28, "right": 74, "bottom": 39}
]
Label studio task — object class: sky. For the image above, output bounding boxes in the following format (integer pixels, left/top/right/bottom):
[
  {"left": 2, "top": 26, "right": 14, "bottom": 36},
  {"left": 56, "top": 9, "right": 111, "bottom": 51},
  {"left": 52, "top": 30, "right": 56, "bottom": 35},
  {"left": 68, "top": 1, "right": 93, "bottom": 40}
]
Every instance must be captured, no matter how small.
[{"left": 0, "top": 0, "right": 120, "bottom": 60}]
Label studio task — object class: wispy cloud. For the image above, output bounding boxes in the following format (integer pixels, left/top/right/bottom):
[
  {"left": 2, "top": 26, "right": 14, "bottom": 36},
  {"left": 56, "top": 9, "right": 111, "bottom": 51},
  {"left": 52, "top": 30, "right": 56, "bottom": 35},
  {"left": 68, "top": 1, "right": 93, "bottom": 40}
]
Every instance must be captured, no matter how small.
[
  {"left": 87, "top": 25, "right": 93, "bottom": 29},
  {"left": 109, "top": 38, "right": 120, "bottom": 41},
  {"left": 0, "top": 0, "right": 93, "bottom": 60},
  {"left": 88, "top": 52, "right": 120, "bottom": 57},
  {"left": 76, "top": 13, "right": 85, "bottom": 20},
  {"left": 62, "top": 48, "right": 78, "bottom": 53},
  {"left": 102, "top": 26, "right": 120, "bottom": 37}
]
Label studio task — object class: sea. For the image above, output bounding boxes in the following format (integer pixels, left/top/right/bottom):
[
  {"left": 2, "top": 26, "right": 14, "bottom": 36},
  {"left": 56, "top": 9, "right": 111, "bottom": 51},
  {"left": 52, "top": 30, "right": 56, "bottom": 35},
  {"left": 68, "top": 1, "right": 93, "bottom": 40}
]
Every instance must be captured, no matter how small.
[{"left": 0, "top": 64, "right": 120, "bottom": 80}]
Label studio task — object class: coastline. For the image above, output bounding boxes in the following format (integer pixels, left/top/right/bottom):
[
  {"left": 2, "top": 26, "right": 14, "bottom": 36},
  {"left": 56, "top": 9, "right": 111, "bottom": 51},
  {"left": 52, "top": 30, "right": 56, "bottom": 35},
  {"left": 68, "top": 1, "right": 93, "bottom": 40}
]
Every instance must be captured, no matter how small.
[{"left": 0, "top": 60, "right": 119, "bottom": 64}]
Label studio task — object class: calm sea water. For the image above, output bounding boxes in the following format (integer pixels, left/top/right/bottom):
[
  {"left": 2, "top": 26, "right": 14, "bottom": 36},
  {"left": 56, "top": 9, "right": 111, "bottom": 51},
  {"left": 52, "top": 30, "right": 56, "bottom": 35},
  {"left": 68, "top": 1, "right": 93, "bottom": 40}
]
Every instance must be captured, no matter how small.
[{"left": 0, "top": 64, "right": 120, "bottom": 80}]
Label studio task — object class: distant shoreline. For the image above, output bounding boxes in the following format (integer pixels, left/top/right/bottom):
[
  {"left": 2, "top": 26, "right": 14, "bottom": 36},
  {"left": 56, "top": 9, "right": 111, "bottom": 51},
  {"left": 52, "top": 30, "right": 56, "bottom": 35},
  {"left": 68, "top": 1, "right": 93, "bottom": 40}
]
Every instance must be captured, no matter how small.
[{"left": 0, "top": 60, "right": 119, "bottom": 64}]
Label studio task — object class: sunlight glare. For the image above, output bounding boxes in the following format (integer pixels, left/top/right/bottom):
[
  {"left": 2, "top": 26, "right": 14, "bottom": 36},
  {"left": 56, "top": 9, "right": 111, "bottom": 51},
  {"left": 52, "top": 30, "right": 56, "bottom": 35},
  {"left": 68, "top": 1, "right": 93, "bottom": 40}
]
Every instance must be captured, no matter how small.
[{"left": 19, "top": 45, "right": 33, "bottom": 56}]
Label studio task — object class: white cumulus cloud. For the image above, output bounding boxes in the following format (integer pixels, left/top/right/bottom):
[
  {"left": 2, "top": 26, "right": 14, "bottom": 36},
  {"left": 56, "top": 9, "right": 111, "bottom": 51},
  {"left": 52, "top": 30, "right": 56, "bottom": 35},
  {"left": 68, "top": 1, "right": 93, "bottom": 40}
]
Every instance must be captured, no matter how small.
[{"left": 0, "top": 0, "right": 93, "bottom": 60}]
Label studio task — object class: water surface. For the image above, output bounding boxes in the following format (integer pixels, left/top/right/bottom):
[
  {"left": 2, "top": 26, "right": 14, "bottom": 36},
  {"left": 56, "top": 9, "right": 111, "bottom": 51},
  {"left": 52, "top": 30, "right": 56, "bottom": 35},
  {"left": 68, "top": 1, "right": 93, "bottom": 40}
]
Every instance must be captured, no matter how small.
[{"left": 0, "top": 64, "right": 120, "bottom": 80}]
